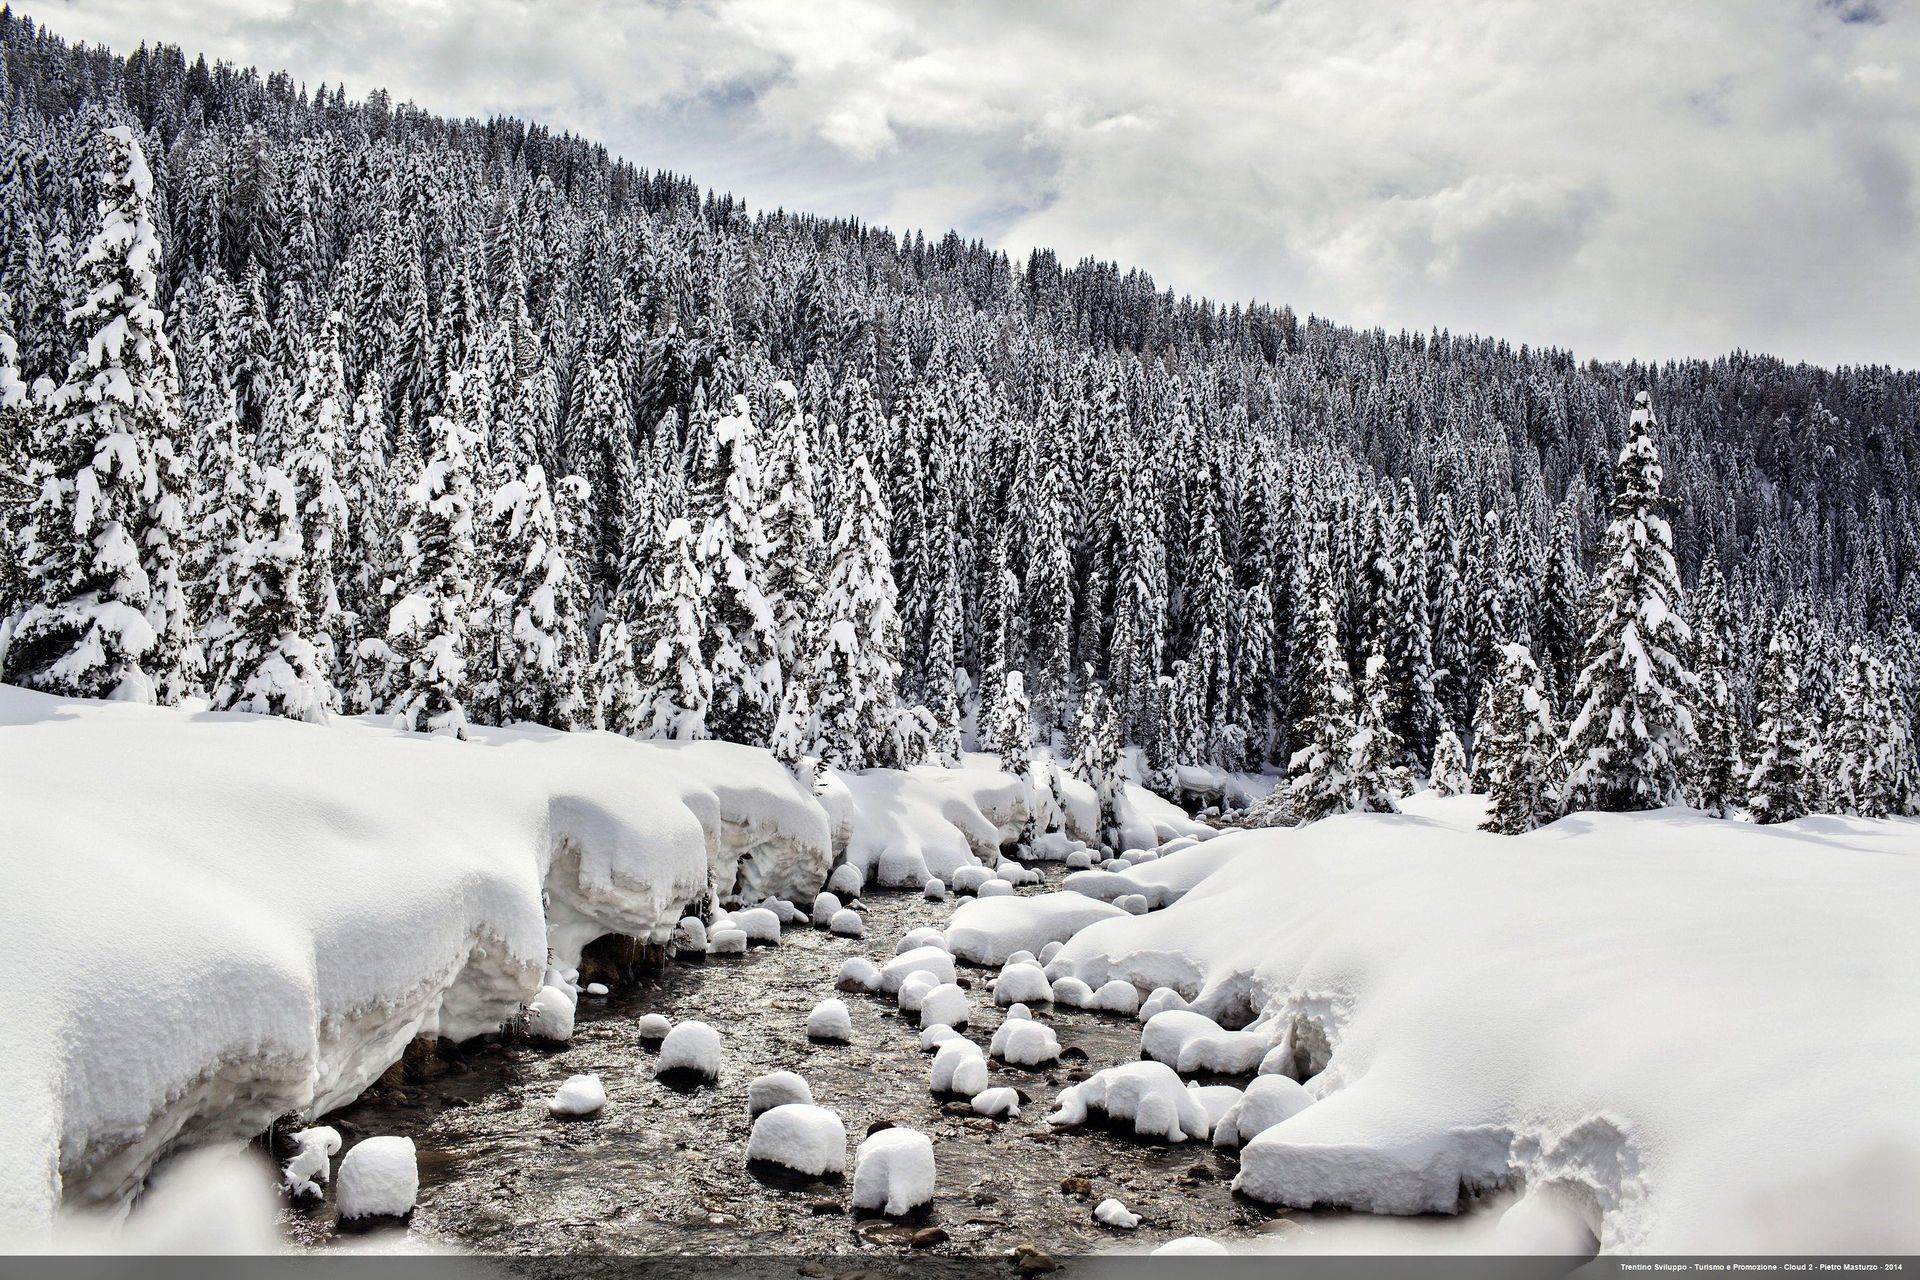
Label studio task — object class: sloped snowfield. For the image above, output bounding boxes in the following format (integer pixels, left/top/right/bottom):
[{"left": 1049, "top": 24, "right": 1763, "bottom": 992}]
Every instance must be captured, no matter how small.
[{"left": 1047, "top": 803, "right": 1920, "bottom": 1253}]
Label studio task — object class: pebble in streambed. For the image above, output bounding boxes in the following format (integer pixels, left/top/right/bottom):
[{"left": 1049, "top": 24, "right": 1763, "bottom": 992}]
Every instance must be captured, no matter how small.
[{"left": 283, "top": 867, "right": 1269, "bottom": 1256}]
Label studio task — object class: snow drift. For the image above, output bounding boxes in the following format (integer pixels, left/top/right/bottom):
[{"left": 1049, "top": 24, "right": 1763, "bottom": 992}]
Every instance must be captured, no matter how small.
[{"left": 1046, "top": 809, "right": 1920, "bottom": 1252}]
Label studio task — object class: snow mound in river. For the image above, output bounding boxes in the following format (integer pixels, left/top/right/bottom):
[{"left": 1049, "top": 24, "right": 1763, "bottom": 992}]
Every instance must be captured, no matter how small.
[{"left": 1047, "top": 809, "right": 1920, "bottom": 1251}]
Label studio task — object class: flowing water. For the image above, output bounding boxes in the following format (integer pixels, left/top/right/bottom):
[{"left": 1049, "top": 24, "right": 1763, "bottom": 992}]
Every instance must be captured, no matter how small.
[{"left": 283, "top": 870, "right": 1290, "bottom": 1259}]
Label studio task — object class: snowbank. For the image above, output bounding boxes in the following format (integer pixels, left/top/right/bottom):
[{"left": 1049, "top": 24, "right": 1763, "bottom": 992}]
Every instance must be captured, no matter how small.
[
  {"left": 0, "top": 686, "right": 834, "bottom": 1232},
  {"left": 819, "top": 757, "right": 1026, "bottom": 887},
  {"left": 1048, "top": 809, "right": 1920, "bottom": 1251}
]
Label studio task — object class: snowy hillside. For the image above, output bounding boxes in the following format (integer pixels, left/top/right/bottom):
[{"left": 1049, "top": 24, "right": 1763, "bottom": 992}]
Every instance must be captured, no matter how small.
[
  {"left": 1042, "top": 808, "right": 1920, "bottom": 1252},
  {"left": 0, "top": 685, "right": 1107, "bottom": 1236}
]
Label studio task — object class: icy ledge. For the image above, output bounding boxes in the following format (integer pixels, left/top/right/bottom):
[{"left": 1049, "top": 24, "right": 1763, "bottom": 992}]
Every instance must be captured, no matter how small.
[
  {"left": 0, "top": 687, "right": 833, "bottom": 1235},
  {"left": 1046, "top": 810, "right": 1920, "bottom": 1253}
]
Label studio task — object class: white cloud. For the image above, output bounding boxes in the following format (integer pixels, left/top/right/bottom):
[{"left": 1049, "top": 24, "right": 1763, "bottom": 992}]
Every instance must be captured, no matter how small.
[{"left": 41, "top": 0, "right": 1920, "bottom": 365}]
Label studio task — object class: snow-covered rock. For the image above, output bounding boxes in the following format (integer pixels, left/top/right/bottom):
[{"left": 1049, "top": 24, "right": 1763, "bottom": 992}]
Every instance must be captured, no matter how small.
[
  {"left": 971, "top": 1087, "right": 1021, "bottom": 1119},
  {"left": 636, "top": 1013, "right": 672, "bottom": 1043},
  {"left": 584, "top": 982, "right": 609, "bottom": 997},
  {"left": 918, "top": 983, "right": 970, "bottom": 1030},
  {"left": 1141, "top": 1010, "right": 1226, "bottom": 1068},
  {"left": 1138, "top": 986, "right": 1189, "bottom": 1020},
  {"left": 1050, "top": 975, "right": 1094, "bottom": 1008},
  {"left": 732, "top": 907, "right": 782, "bottom": 944},
  {"left": 523, "top": 985, "right": 576, "bottom": 1043},
  {"left": 930, "top": 1039, "right": 988, "bottom": 1095},
  {"left": 747, "top": 1070, "right": 814, "bottom": 1117},
  {"left": 746, "top": 1103, "right": 846, "bottom": 1177},
  {"left": 657, "top": 1020, "right": 722, "bottom": 1082},
  {"left": 1063, "top": 850, "right": 1094, "bottom": 870},
  {"left": 977, "top": 878, "right": 1016, "bottom": 898},
  {"left": 1003, "top": 1003, "right": 1032, "bottom": 1021},
  {"left": 894, "top": 926, "right": 947, "bottom": 955},
  {"left": 1039, "top": 941, "right": 1064, "bottom": 965},
  {"left": 992, "top": 962, "right": 1053, "bottom": 1006},
  {"left": 811, "top": 892, "right": 843, "bottom": 928},
  {"left": 879, "top": 945, "right": 956, "bottom": 993},
  {"left": 1049, "top": 1061, "right": 1211, "bottom": 1142},
  {"left": 1153, "top": 1235, "right": 1229, "bottom": 1256},
  {"left": 280, "top": 1126, "right": 341, "bottom": 1199},
  {"left": 335, "top": 1136, "right": 418, "bottom": 1220},
  {"left": 827, "top": 863, "right": 865, "bottom": 898},
  {"left": 1094, "top": 1197, "right": 1141, "bottom": 1229},
  {"left": 707, "top": 926, "right": 749, "bottom": 955},
  {"left": 837, "top": 957, "right": 882, "bottom": 993},
  {"left": 998, "top": 862, "right": 1041, "bottom": 886},
  {"left": 762, "top": 897, "right": 809, "bottom": 927},
  {"left": 1213, "top": 1074, "right": 1313, "bottom": 1149},
  {"left": 546, "top": 1073, "right": 607, "bottom": 1118},
  {"left": 851, "top": 1128, "right": 936, "bottom": 1216},
  {"left": 919, "top": 1024, "right": 961, "bottom": 1052},
  {"left": 672, "top": 916, "right": 708, "bottom": 953},
  {"left": 1089, "top": 980, "right": 1140, "bottom": 1016},
  {"left": 828, "top": 909, "right": 864, "bottom": 938},
  {"left": 945, "top": 891, "right": 1126, "bottom": 965},
  {"left": 1005, "top": 949, "right": 1037, "bottom": 966},
  {"left": 923, "top": 878, "right": 947, "bottom": 901},
  {"left": 896, "top": 971, "right": 939, "bottom": 1013},
  {"left": 807, "top": 998, "right": 853, "bottom": 1043},
  {"left": 989, "top": 1018, "right": 1061, "bottom": 1066},
  {"left": 1115, "top": 893, "right": 1149, "bottom": 915},
  {"left": 950, "top": 866, "right": 994, "bottom": 895}
]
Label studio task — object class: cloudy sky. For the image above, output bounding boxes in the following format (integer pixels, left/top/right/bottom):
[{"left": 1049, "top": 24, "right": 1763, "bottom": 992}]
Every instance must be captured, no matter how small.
[{"left": 46, "top": 0, "right": 1920, "bottom": 366}]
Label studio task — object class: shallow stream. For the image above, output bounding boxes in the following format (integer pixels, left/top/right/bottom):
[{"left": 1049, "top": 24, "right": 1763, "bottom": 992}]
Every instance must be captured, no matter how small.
[{"left": 284, "top": 869, "right": 1291, "bottom": 1259}]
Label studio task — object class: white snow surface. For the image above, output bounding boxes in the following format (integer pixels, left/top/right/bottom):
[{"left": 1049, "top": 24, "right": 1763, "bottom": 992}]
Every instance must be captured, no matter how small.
[
  {"left": 1094, "top": 1196, "right": 1141, "bottom": 1229},
  {"left": 918, "top": 983, "right": 971, "bottom": 1030},
  {"left": 851, "top": 1128, "right": 936, "bottom": 1216},
  {"left": 1047, "top": 810, "right": 1920, "bottom": 1251},
  {"left": 746, "top": 1103, "right": 846, "bottom": 1177},
  {"left": 333, "top": 1136, "right": 417, "bottom": 1220}
]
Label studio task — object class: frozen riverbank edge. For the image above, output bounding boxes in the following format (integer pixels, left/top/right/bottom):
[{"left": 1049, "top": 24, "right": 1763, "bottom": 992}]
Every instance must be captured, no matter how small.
[
  {"left": 0, "top": 686, "right": 1200, "bottom": 1237},
  {"left": 1043, "top": 797, "right": 1920, "bottom": 1253}
]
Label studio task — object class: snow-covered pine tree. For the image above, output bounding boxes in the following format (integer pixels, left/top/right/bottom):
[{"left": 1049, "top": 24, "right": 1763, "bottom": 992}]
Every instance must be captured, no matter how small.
[
  {"left": 1347, "top": 634, "right": 1409, "bottom": 813},
  {"left": 986, "top": 669, "right": 1033, "bottom": 766},
  {"left": 760, "top": 379, "right": 823, "bottom": 681},
  {"left": 1477, "top": 643, "right": 1561, "bottom": 834},
  {"left": 1746, "top": 623, "right": 1813, "bottom": 824},
  {"left": 1428, "top": 720, "right": 1470, "bottom": 797},
  {"left": 8, "top": 125, "right": 196, "bottom": 703},
  {"left": 1686, "top": 550, "right": 1744, "bottom": 816},
  {"left": 0, "top": 331, "right": 39, "bottom": 629},
  {"left": 1824, "top": 641, "right": 1907, "bottom": 818},
  {"left": 813, "top": 446, "right": 906, "bottom": 767},
  {"left": 692, "top": 392, "right": 780, "bottom": 745},
  {"left": 1071, "top": 670, "right": 1125, "bottom": 852},
  {"left": 487, "top": 464, "right": 589, "bottom": 729},
  {"left": 1560, "top": 392, "right": 1697, "bottom": 813},
  {"left": 212, "top": 463, "right": 333, "bottom": 721},
  {"left": 386, "top": 373, "right": 480, "bottom": 739},
  {"left": 1286, "top": 591, "right": 1359, "bottom": 823},
  {"left": 282, "top": 310, "right": 351, "bottom": 701},
  {"left": 635, "top": 515, "right": 713, "bottom": 740}
]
